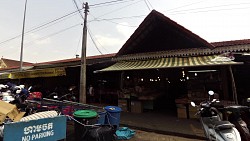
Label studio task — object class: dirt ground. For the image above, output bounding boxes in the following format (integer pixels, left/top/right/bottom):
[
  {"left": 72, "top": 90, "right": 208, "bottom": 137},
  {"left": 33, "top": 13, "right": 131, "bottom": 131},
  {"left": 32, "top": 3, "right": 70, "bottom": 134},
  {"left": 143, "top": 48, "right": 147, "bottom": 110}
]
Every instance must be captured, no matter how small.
[
  {"left": 66, "top": 122, "right": 205, "bottom": 141},
  {"left": 122, "top": 130, "right": 205, "bottom": 141}
]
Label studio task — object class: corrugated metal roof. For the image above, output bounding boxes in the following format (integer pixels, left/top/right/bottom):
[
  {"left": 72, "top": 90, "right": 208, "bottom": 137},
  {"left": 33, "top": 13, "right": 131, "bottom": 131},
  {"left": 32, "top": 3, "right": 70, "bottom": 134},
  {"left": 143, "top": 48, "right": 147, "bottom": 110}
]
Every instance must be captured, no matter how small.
[
  {"left": 211, "top": 39, "right": 250, "bottom": 47},
  {"left": 97, "top": 55, "right": 242, "bottom": 72}
]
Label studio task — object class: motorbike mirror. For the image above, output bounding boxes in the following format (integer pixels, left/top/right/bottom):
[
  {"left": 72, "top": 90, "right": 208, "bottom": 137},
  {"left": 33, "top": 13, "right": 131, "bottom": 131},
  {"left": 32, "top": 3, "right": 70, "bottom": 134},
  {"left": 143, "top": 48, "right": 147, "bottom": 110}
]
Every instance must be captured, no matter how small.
[
  {"left": 28, "top": 86, "right": 32, "bottom": 91},
  {"left": 247, "top": 98, "right": 250, "bottom": 103},
  {"left": 208, "top": 90, "right": 214, "bottom": 96},
  {"left": 212, "top": 99, "right": 217, "bottom": 102},
  {"left": 191, "top": 102, "right": 196, "bottom": 107}
]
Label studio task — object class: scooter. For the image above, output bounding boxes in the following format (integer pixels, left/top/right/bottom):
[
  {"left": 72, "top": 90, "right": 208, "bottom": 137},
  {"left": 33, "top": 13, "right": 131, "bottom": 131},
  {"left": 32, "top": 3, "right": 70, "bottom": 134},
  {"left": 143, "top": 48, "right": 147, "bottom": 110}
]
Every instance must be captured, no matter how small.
[
  {"left": 191, "top": 90, "right": 241, "bottom": 141},
  {"left": 224, "top": 105, "right": 250, "bottom": 141},
  {"left": 58, "top": 86, "right": 77, "bottom": 102}
]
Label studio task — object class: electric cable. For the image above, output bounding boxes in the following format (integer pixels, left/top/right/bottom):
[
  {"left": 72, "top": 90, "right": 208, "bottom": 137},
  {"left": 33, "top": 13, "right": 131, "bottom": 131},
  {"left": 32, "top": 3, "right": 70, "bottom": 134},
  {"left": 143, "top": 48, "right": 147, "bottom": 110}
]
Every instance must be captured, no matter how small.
[
  {"left": 74, "top": 31, "right": 82, "bottom": 57},
  {"left": 72, "top": 0, "right": 85, "bottom": 20},
  {"left": 91, "top": 0, "right": 137, "bottom": 9},
  {"left": 164, "top": 0, "right": 206, "bottom": 13},
  {"left": 143, "top": 0, "right": 151, "bottom": 11},
  {"left": 92, "top": 0, "right": 143, "bottom": 19},
  {"left": 72, "top": 0, "right": 107, "bottom": 55},
  {"left": 90, "top": 15, "right": 146, "bottom": 22},
  {"left": 167, "top": 2, "right": 250, "bottom": 14},
  {"left": 1, "top": 0, "right": 250, "bottom": 54},
  {"left": 146, "top": 0, "right": 153, "bottom": 10},
  {"left": 0, "top": 9, "right": 82, "bottom": 47},
  {"left": 1, "top": 0, "right": 244, "bottom": 48},
  {"left": 24, "top": 23, "right": 81, "bottom": 47},
  {"left": 168, "top": 6, "right": 250, "bottom": 15},
  {"left": 89, "top": 0, "right": 135, "bottom": 7},
  {"left": 88, "top": 25, "right": 109, "bottom": 53},
  {"left": 87, "top": 27, "right": 103, "bottom": 54}
]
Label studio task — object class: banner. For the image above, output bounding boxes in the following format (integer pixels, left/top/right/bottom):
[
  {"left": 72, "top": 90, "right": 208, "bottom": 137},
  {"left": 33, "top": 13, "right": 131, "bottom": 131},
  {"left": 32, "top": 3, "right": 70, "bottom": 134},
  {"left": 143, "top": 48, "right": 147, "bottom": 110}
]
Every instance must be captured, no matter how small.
[
  {"left": 0, "top": 73, "right": 10, "bottom": 79},
  {"left": 10, "top": 68, "right": 66, "bottom": 79}
]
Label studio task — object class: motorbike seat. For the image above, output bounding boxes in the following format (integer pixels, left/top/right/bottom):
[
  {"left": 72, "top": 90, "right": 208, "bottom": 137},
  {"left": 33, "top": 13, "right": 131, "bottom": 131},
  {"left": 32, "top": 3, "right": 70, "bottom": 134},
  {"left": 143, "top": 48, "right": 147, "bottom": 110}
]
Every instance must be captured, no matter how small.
[{"left": 209, "top": 121, "right": 235, "bottom": 130}]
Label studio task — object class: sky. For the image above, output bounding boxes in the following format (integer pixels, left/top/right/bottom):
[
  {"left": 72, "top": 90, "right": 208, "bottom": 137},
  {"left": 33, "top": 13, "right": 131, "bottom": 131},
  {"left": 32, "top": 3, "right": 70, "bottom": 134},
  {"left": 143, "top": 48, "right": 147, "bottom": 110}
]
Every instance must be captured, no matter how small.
[{"left": 0, "top": 0, "right": 250, "bottom": 63}]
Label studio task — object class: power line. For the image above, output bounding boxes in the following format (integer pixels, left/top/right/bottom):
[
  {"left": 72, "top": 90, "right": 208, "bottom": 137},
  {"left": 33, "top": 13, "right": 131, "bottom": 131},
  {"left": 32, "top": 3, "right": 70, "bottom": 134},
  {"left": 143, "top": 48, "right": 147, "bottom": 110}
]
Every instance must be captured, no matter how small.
[
  {"left": 146, "top": 0, "right": 153, "bottom": 10},
  {"left": 167, "top": 2, "right": 250, "bottom": 14},
  {"left": 143, "top": 0, "right": 151, "bottom": 11},
  {"left": 90, "top": 0, "right": 137, "bottom": 8},
  {"left": 88, "top": 25, "right": 109, "bottom": 53},
  {"left": 0, "top": 9, "right": 82, "bottom": 47},
  {"left": 102, "top": 20, "right": 138, "bottom": 27},
  {"left": 72, "top": 0, "right": 106, "bottom": 55},
  {"left": 168, "top": 6, "right": 250, "bottom": 15},
  {"left": 2, "top": 0, "right": 250, "bottom": 52},
  {"left": 72, "top": 0, "right": 84, "bottom": 20},
  {"left": 90, "top": 15, "right": 146, "bottom": 21},
  {"left": 164, "top": 0, "right": 206, "bottom": 13},
  {"left": 24, "top": 23, "right": 81, "bottom": 47},
  {"left": 75, "top": 29, "right": 83, "bottom": 56},
  {"left": 87, "top": 27, "right": 103, "bottom": 54},
  {"left": 92, "top": 0, "right": 143, "bottom": 19},
  {"left": 90, "top": 0, "right": 134, "bottom": 7}
]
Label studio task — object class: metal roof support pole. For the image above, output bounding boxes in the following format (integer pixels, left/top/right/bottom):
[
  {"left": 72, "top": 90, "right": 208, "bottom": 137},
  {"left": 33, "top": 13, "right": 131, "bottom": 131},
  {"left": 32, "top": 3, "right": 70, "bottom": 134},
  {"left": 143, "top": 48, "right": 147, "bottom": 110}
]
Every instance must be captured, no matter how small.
[
  {"left": 79, "top": 2, "right": 89, "bottom": 104},
  {"left": 229, "top": 65, "right": 238, "bottom": 104},
  {"left": 20, "top": 0, "right": 28, "bottom": 71}
]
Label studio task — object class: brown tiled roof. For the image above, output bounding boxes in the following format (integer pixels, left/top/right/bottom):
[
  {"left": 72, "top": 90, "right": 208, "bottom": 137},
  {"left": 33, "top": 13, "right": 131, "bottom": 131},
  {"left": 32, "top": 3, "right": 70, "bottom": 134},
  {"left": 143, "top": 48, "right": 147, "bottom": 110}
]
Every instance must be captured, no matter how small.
[
  {"left": 34, "top": 53, "right": 116, "bottom": 66},
  {"left": 0, "top": 54, "right": 116, "bottom": 71},
  {"left": 116, "top": 10, "right": 213, "bottom": 56},
  {"left": 211, "top": 39, "right": 250, "bottom": 47},
  {"left": 1, "top": 58, "right": 33, "bottom": 68}
]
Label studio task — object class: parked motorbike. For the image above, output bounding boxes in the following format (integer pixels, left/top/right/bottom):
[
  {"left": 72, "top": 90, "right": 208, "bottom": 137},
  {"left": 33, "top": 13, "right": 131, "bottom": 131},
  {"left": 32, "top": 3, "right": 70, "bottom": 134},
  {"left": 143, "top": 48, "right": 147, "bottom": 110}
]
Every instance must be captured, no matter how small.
[
  {"left": 191, "top": 90, "right": 241, "bottom": 141},
  {"left": 58, "top": 86, "right": 77, "bottom": 102},
  {"left": 224, "top": 105, "right": 250, "bottom": 141}
]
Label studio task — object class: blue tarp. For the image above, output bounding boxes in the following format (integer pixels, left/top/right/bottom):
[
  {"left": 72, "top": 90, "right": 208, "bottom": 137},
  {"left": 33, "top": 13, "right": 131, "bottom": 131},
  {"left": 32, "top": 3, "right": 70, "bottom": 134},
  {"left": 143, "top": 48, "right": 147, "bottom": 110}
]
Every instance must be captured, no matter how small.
[{"left": 116, "top": 127, "right": 135, "bottom": 140}]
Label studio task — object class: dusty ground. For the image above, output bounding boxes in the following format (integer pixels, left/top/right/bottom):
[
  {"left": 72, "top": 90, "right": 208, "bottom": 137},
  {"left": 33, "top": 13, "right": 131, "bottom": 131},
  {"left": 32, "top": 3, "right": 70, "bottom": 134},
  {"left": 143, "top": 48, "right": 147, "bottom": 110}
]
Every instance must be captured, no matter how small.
[
  {"left": 122, "top": 129, "right": 205, "bottom": 141},
  {"left": 66, "top": 122, "right": 205, "bottom": 141}
]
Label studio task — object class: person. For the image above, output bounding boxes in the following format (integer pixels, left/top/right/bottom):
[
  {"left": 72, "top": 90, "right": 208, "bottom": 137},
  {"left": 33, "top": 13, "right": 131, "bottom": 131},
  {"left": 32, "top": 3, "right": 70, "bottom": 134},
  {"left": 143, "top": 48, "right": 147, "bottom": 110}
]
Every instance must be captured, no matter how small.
[{"left": 88, "top": 85, "right": 95, "bottom": 102}]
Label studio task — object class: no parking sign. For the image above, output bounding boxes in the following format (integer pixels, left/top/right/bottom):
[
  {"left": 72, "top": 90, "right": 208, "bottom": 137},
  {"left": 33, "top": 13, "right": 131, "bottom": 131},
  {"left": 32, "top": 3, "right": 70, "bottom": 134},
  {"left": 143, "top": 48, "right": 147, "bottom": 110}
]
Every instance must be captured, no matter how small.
[{"left": 3, "top": 116, "right": 66, "bottom": 141}]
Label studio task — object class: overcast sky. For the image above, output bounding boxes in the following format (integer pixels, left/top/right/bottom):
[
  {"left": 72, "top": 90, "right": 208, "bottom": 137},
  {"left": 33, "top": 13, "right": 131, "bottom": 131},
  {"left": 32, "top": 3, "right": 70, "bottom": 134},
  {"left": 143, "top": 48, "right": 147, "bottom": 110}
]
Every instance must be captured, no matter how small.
[{"left": 0, "top": 0, "right": 250, "bottom": 63}]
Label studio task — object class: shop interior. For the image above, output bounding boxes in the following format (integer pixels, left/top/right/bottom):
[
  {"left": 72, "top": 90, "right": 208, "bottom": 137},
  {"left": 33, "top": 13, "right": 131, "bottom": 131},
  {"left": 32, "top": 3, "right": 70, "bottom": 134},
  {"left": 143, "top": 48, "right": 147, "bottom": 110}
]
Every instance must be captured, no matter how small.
[{"left": 118, "top": 66, "right": 232, "bottom": 118}]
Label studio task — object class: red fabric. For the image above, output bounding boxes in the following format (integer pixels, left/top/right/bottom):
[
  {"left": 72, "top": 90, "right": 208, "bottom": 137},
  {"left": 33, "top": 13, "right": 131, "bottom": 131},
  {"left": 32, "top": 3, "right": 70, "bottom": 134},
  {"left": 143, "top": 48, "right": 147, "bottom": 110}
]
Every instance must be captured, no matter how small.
[{"left": 27, "top": 92, "right": 42, "bottom": 100}]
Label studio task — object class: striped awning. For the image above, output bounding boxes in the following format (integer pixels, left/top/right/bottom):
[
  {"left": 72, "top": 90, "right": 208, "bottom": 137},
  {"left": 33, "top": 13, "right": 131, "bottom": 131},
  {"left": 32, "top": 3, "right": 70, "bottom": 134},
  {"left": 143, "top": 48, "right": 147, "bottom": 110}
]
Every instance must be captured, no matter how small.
[{"left": 97, "top": 55, "right": 243, "bottom": 72}]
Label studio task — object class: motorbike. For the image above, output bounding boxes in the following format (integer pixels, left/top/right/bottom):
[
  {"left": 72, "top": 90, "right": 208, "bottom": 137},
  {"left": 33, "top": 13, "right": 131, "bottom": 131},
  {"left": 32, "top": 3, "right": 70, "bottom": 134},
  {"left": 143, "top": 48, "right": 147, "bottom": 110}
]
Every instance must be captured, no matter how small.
[
  {"left": 191, "top": 90, "right": 241, "bottom": 141},
  {"left": 58, "top": 86, "right": 77, "bottom": 102},
  {"left": 224, "top": 105, "right": 250, "bottom": 141}
]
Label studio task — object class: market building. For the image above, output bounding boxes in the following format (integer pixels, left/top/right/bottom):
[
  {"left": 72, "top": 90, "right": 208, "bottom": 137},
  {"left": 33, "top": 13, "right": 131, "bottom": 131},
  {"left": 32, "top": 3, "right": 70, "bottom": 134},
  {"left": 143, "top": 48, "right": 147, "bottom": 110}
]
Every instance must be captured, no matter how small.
[
  {"left": 1, "top": 10, "right": 250, "bottom": 119},
  {"left": 0, "top": 54, "right": 118, "bottom": 103},
  {"left": 95, "top": 10, "right": 250, "bottom": 118}
]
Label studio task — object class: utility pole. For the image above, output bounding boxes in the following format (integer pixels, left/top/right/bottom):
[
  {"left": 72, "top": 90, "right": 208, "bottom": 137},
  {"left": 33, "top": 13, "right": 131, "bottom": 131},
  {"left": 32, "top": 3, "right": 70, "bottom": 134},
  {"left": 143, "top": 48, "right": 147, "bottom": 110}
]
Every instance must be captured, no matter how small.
[
  {"left": 20, "top": 0, "right": 28, "bottom": 71},
  {"left": 79, "top": 2, "right": 89, "bottom": 103}
]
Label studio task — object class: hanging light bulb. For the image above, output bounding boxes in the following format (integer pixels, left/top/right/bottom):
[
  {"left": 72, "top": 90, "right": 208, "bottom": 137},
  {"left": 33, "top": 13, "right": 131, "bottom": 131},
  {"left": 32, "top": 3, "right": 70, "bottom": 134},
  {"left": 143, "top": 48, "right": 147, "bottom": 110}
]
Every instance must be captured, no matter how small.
[{"left": 182, "top": 70, "right": 185, "bottom": 77}]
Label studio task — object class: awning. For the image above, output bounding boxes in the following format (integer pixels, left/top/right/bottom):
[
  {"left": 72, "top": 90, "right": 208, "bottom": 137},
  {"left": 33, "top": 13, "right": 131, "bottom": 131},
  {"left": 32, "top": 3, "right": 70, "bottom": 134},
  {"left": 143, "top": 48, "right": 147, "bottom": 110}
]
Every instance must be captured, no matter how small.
[
  {"left": 96, "top": 55, "right": 243, "bottom": 72},
  {"left": 0, "top": 73, "right": 11, "bottom": 79},
  {"left": 0, "top": 68, "right": 66, "bottom": 79}
]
